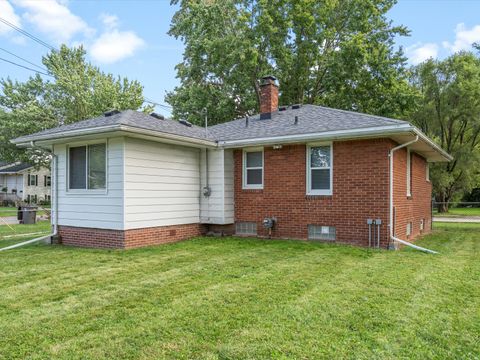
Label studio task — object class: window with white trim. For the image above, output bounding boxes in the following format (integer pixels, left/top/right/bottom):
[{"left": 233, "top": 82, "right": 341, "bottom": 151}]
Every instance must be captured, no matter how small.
[
  {"left": 426, "top": 163, "right": 430, "bottom": 182},
  {"left": 243, "top": 149, "right": 263, "bottom": 189},
  {"left": 406, "top": 222, "right": 412, "bottom": 237},
  {"left": 68, "top": 143, "right": 106, "bottom": 190},
  {"left": 406, "top": 148, "right": 412, "bottom": 196},
  {"left": 307, "top": 144, "right": 332, "bottom": 195}
]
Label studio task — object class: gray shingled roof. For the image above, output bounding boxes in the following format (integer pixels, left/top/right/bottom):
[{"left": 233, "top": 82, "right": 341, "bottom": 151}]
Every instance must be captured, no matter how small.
[
  {"left": 0, "top": 162, "right": 32, "bottom": 173},
  {"left": 208, "top": 104, "right": 408, "bottom": 141},
  {"left": 13, "top": 105, "right": 410, "bottom": 144},
  {"left": 13, "top": 110, "right": 211, "bottom": 143}
]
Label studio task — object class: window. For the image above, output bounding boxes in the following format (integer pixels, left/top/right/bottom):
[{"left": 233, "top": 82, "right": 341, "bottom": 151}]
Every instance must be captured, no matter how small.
[
  {"left": 406, "top": 222, "right": 412, "bottom": 237},
  {"left": 407, "top": 148, "right": 412, "bottom": 196},
  {"left": 426, "top": 163, "right": 430, "bottom": 182},
  {"left": 236, "top": 222, "right": 257, "bottom": 235},
  {"left": 28, "top": 174, "right": 38, "bottom": 186},
  {"left": 69, "top": 143, "right": 106, "bottom": 190},
  {"left": 307, "top": 144, "right": 332, "bottom": 195},
  {"left": 45, "top": 194, "right": 51, "bottom": 202},
  {"left": 27, "top": 194, "right": 38, "bottom": 204},
  {"left": 420, "top": 219, "right": 424, "bottom": 231},
  {"left": 243, "top": 149, "right": 263, "bottom": 189},
  {"left": 44, "top": 175, "right": 51, "bottom": 187},
  {"left": 308, "top": 225, "right": 336, "bottom": 241}
]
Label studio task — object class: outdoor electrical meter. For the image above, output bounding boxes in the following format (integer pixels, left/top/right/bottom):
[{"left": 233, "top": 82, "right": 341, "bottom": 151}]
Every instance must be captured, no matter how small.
[{"left": 263, "top": 217, "right": 276, "bottom": 229}]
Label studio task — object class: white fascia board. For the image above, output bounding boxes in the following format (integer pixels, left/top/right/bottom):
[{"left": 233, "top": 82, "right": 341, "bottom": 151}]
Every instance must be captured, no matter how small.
[
  {"left": 412, "top": 127, "right": 453, "bottom": 162},
  {"left": 218, "top": 124, "right": 414, "bottom": 148},
  {"left": 12, "top": 124, "right": 218, "bottom": 149}
]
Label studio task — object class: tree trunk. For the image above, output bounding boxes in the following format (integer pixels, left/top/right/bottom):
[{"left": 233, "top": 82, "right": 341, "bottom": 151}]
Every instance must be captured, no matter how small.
[{"left": 436, "top": 192, "right": 449, "bottom": 213}]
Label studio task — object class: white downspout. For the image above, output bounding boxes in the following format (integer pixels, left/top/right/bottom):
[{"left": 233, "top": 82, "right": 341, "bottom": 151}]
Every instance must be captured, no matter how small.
[
  {"left": 389, "top": 135, "right": 438, "bottom": 254},
  {"left": 0, "top": 146, "right": 58, "bottom": 252}
]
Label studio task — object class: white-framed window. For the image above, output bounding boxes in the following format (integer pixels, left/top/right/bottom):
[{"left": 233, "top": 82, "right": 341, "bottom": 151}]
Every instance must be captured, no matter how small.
[
  {"left": 426, "top": 163, "right": 430, "bottom": 182},
  {"left": 307, "top": 143, "right": 333, "bottom": 195},
  {"left": 406, "top": 222, "right": 412, "bottom": 237},
  {"left": 420, "top": 219, "right": 424, "bottom": 231},
  {"left": 242, "top": 148, "right": 263, "bottom": 189},
  {"left": 406, "top": 148, "right": 412, "bottom": 197},
  {"left": 68, "top": 143, "right": 107, "bottom": 190}
]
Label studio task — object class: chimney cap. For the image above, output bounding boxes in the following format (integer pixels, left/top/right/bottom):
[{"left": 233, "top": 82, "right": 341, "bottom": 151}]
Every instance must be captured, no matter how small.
[{"left": 261, "top": 75, "right": 278, "bottom": 86}]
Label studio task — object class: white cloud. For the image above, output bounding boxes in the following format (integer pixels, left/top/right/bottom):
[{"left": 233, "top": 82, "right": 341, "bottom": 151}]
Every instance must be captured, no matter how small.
[
  {"left": 13, "top": 0, "right": 93, "bottom": 44},
  {"left": 443, "top": 23, "right": 480, "bottom": 52},
  {"left": 406, "top": 43, "right": 439, "bottom": 65},
  {"left": 0, "top": 0, "right": 21, "bottom": 36},
  {"left": 90, "top": 29, "right": 145, "bottom": 64},
  {"left": 100, "top": 13, "right": 119, "bottom": 31}
]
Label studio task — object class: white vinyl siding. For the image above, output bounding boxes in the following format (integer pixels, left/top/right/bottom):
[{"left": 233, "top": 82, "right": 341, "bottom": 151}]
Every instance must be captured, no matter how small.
[
  {"left": 200, "top": 148, "right": 234, "bottom": 224},
  {"left": 54, "top": 138, "right": 124, "bottom": 230},
  {"left": 242, "top": 148, "right": 263, "bottom": 189},
  {"left": 124, "top": 138, "right": 201, "bottom": 229},
  {"left": 307, "top": 143, "right": 333, "bottom": 195}
]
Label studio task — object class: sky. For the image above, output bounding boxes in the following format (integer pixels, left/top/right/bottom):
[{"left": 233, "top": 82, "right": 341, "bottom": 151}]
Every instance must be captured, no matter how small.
[{"left": 0, "top": 0, "right": 480, "bottom": 117}]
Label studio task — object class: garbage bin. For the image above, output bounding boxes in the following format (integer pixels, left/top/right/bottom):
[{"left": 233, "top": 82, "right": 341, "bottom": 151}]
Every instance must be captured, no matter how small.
[{"left": 20, "top": 206, "right": 37, "bottom": 224}]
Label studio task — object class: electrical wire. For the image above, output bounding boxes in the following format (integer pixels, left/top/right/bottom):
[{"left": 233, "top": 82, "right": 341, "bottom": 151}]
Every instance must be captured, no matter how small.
[
  {"left": 0, "top": 57, "right": 53, "bottom": 77},
  {"left": 0, "top": 17, "right": 58, "bottom": 51},
  {"left": 0, "top": 47, "right": 50, "bottom": 73}
]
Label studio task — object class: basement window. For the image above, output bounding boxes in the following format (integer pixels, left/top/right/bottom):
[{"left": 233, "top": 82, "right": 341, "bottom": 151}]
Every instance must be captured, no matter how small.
[
  {"left": 308, "top": 225, "right": 336, "bottom": 241},
  {"left": 420, "top": 219, "right": 424, "bottom": 231},
  {"left": 406, "top": 222, "right": 412, "bottom": 237},
  {"left": 236, "top": 222, "right": 257, "bottom": 236},
  {"left": 68, "top": 143, "right": 106, "bottom": 190},
  {"left": 243, "top": 148, "right": 263, "bottom": 189}
]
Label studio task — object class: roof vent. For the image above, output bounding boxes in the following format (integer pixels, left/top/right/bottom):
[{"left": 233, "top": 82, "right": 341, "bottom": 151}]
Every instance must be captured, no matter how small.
[
  {"left": 104, "top": 109, "right": 120, "bottom": 117},
  {"left": 279, "top": 106, "right": 288, "bottom": 111},
  {"left": 150, "top": 112, "right": 164, "bottom": 120},
  {"left": 292, "top": 104, "right": 302, "bottom": 110},
  {"left": 179, "top": 119, "right": 193, "bottom": 127}
]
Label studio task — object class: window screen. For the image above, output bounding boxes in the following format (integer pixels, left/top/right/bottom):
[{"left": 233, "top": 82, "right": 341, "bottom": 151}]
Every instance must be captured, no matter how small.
[
  {"left": 244, "top": 150, "right": 263, "bottom": 188},
  {"left": 236, "top": 222, "right": 257, "bottom": 235},
  {"left": 308, "top": 145, "right": 332, "bottom": 194},
  {"left": 69, "top": 144, "right": 106, "bottom": 190},
  {"left": 308, "top": 225, "right": 336, "bottom": 241}
]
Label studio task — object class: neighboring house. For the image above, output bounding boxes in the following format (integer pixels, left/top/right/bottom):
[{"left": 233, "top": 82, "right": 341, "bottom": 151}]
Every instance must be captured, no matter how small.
[
  {"left": 0, "top": 161, "right": 51, "bottom": 204},
  {"left": 12, "top": 76, "right": 451, "bottom": 249}
]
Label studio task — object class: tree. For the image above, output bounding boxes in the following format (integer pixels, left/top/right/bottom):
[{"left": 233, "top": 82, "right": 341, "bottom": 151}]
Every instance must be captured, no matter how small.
[
  {"left": 0, "top": 45, "right": 151, "bottom": 164},
  {"left": 167, "top": 0, "right": 416, "bottom": 125},
  {"left": 410, "top": 52, "right": 480, "bottom": 212}
]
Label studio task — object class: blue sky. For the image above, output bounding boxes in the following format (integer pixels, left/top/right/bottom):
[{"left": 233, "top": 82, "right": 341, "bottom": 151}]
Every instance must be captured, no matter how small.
[{"left": 1, "top": 0, "right": 479, "bottom": 117}]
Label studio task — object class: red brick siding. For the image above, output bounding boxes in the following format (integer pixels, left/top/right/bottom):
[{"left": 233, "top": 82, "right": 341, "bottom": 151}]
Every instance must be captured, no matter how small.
[
  {"left": 58, "top": 223, "right": 205, "bottom": 249},
  {"left": 260, "top": 82, "right": 279, "bottom": 113},
  {"left": 392, "top": 148, "right": 432, "bottom": 241},
  {"left": 234, "top": 139, "right": 392, "bottom": 247}
]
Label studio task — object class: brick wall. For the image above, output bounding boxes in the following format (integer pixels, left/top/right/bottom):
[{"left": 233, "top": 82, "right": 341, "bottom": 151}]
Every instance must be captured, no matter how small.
[
  {"left": 234, "top": 139, "right": 431, "bottom": 248},
  {"left": 58, "top": 223, "right": 205, "bottom": 249},
  {"left": 234, "top": 139, "right": 392, "bottom": 247},
  {"left": 392, "top": 148, "right": 432, "bottom": 241}
]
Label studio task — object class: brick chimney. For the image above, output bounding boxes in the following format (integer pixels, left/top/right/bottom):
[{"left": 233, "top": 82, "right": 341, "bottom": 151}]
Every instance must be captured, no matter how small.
[{"left": 259, "top": 75, "right": 278, "bottom": 118}]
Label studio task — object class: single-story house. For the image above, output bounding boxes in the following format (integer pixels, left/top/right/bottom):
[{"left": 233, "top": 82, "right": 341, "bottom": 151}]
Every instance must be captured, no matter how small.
[
  {"left": 0, "top": 161, "right": 51, "bottom": 204},
  {"left": 12, "top": 76, "right": 451, "bottom": 249}
]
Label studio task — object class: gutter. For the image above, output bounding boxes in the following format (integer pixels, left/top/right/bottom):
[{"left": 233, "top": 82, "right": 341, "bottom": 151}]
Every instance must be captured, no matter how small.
[{"left": 388, "top": 135, "right": 438, "bottom": 254}]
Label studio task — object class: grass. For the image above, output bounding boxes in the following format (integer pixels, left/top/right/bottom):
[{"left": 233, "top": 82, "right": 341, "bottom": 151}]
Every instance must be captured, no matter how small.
[
  {"left": 433, "top": 207, "right": 480, "bottom": 217},
  {"left": 0, "top": 221, "right": 51, "bottom": 248},
  {"left": 0, "top": 206, "right": 50, "bottom": 217},
  {"left": 0, "top": 224, "right": 479, "bottom": 359}
]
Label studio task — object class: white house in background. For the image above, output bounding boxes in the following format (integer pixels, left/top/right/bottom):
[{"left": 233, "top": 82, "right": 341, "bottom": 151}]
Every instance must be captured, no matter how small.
[{"left": 0, "top": 161, "right": 51, "bottom": 204}]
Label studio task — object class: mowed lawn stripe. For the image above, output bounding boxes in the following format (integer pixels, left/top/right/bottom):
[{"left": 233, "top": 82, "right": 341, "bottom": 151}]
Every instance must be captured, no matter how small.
[{"left": 0, "top": 224, "right": 479, "bottom": 359}]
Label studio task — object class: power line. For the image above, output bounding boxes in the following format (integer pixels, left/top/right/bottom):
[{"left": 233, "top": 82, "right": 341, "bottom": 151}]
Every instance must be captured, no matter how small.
[
  {"left": 0, "top": 57, "right": 53, "bottom": 78},
  {"left": 0, "top": 17, "right": 58, "bottom": 52},
  {"left": 144, "top": 97, "right": 173, "bottom": 110},
  {"left": 0, "top": 47, "right": 50, "bottom": 73}
]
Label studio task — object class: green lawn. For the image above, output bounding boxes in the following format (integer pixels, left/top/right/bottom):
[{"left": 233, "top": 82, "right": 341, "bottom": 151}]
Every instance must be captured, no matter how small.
[
  {"left": 0, "top": 206, "right": 51, "bottom": 217},
  {"left": 0, "top": 224, "right": 478, "bottom": 359},
  {"left": 0, "top": 221, "right": 51, "bottom": 248},
  {"left": 433, "top": 207, "right": 480, "bottom": 217}
]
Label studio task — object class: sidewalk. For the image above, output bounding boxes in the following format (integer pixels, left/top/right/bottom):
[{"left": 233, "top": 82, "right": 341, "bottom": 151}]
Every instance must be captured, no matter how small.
[{"left": 433, "top": 216, "right": 480, "bottom": 223}]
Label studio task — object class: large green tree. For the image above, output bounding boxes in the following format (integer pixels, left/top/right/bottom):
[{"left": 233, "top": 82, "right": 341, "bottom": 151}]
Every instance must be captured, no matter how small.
[
  {"left": 0, "top": 45, "right": 151, "bottom": 164},
  {"left": 167, "top": 0, "right": 415, "bottom": 125},
  {"left": 411, "top": 52, "right": 480, "bottom": 211}
]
